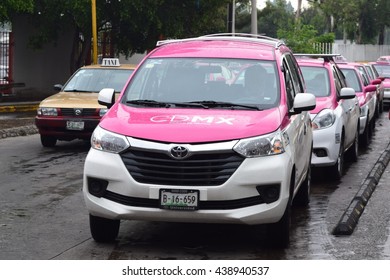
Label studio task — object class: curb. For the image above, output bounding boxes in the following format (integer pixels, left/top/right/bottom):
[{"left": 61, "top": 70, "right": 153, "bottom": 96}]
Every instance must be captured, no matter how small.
[
  {"left": 0, "top": 125, "right": 38, "bottom": 139},
  {"left": 332, "top": 142, "right": 390, "bottom": 235},
  {"left": 0, "top": 103, "right": 39, "bottom": 113}
]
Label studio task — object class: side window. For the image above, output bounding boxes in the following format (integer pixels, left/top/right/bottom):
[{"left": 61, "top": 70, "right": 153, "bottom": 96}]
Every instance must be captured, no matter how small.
[
  {"left": 282, "top": 59, "right": 295, "bottom": 110},
  {"left": 332, "top": 67, "right": 342, "bottom": 96},
  {"left": 285, "top": 54, "right": 305, "bottom": 94},
  {"left": 333, "top": 65, "right": 346, "bottom": 98}
]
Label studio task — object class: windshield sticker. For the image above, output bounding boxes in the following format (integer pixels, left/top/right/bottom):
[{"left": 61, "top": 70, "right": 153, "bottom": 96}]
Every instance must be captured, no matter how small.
[{"left": 150, "top": 115, "right": 235, "bottom": 125}]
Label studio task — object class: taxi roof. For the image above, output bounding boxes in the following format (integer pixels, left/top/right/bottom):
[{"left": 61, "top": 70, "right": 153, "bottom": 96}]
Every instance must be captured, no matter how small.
[
  {"left": 81, "top": 58, "right": 137, "bottom": 70},
  {"left": 151, "top": 34, "right": 285, "bottom": 61}
]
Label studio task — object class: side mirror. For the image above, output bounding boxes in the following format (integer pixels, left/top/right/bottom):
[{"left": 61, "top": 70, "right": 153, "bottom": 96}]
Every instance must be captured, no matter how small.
[
  {"left": 370, "top": 79, "right": 381, "bottom": 85},
  {"left": 293, "top": 93, "right": 316, "bottom": 114},
  {"left": 98, "top": 88, "right": 116, "bottom": 108},
  {"left": 339, "top": 87, "right": 356, "bottom": 99},
  {"left": 54, "top": 84, "right": 63, "bottom": 91},
  {"left": 364, "top": 85, "right": 377, "bottom": 93}
]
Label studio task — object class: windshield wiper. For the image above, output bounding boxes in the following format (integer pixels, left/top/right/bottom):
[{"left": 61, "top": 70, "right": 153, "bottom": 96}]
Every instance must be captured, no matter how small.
[
  {"left": 63, "top": 89, "right": 92, "bottom": 92},
  {"left": 126, "top": 99, "right": 172, "bottom": 108},
  {"left": 188, "top": 100, "right": 261, "bottom": 110}
]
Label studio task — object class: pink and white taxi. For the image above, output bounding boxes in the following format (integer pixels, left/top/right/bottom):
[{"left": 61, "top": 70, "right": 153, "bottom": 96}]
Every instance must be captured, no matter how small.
[
  {"left": 338, "top": 63, "right": 377, "bottom": 148},
  {"left": 83, "top": 34, "right": 316, "bottom": 247},
  {"left": 295, "top": 54, "right": 360, "bottom": 179}
]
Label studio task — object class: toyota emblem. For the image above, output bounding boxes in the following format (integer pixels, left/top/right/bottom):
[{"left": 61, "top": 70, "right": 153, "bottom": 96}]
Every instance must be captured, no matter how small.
[{"left": 170, "top": 146, "right": 189, "bottom": 159}]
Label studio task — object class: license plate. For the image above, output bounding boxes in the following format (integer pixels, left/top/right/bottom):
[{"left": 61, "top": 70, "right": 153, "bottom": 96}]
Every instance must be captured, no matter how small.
[
  {"left": 66, "top": 121, "right": 84, "bottom": 130},
  {"left": 159, "top": 189, "right": 199, "bottom": 211}
]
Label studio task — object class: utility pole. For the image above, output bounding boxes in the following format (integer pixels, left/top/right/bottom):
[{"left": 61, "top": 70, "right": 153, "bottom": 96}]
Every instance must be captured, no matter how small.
[
  {"left": 227, "top": 0, "right": 236, "bottom": 33},
  {"left": 251, "top": 0, "right": 257, "bottom": 35},
  {"left": 91, "top": 0, "right": 98, "bottom": 64}
]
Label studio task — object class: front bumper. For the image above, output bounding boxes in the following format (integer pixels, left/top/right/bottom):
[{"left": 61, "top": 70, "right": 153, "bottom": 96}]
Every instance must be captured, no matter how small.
[
  {"left": 83, "top": 145, "right": 294, "bottom": 226},
  {"left": 311, "top": 124, "right": 341, "bottom": 167},
  {"left": 35, "top": 116, "right": 100, "bottom": 140}
]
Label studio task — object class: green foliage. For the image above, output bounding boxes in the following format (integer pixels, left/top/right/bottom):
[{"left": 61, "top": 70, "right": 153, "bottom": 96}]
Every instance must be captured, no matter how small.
[
  {"left": 277, "top": 22, "right": 320, "bottom": 53},
  {"left": 0, "top": 0, "right": 33, "bottom": 22}
]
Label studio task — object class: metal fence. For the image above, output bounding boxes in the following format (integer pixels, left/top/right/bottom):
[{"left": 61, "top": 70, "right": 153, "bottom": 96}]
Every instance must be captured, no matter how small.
[{"left": 313, "top": 42, "right": 390, "bottom": 62}]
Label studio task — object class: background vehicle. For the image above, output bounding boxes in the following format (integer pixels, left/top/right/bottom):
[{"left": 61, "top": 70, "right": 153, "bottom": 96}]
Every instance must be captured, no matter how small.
[
  {"left": 371, "top": 59, "right": 390, "bottom": 109},
  {"left": 338, "top": 63, "right": 377, "bottom": 148},
  {"left": 296, "top": 54, "right": 359, "bottom": 179},
  {"left": 35, "top": 58, "right": 136, "bottom": 147},
  {"left": 83, "top": 34, "right": 316, "bottom": 248},
  {"left": 356, "top": 63, "right": 383, "bottom": 117}
]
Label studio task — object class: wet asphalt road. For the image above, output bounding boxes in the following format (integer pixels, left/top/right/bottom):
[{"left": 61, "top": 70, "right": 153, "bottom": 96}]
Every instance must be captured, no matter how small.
[{"left": 0, "top": 111, "right": 389, "bottom": 260}]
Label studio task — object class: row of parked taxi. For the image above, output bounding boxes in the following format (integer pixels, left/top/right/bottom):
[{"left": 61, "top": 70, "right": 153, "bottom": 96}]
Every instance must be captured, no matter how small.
[
  {"left": 34, "top": 33, "right": 390, "bottom": 247},
  {"left": 295, "top": 54, "right": 388, "bottom": 180}
]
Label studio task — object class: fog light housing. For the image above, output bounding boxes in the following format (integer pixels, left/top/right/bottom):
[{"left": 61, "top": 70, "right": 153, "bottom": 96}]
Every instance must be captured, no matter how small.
[
  {"left": 256, "top": 184, "right": 280, "bottom": 204},
  {"left": 88, "top": 177, "right": 109, "bottom": 197},
  {"left": 313, "top": 148, "right": 327, "bottom": 157}
]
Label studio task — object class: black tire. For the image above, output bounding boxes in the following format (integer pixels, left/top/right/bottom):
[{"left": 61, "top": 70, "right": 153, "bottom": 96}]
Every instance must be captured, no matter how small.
[
  {"left": 267, "top": 174, "right": 294, "bottom": 248},
  {"left": 89, "top": 214, "right": 120, "bottom": 243},
  {"left": 330, "top": 135, "right": 344, "bottom": 180},
  {"left": 379, "top": 100, "right": 383, "bottom": 114},
  {"left": 293, "top": 155, "right": 311, "bottom": 207},
  {"left": 40, "top": 135, "right": 57, "bottom": 147},
  {"left": 347, "top": 128, "right": 359, "bottom": 162},
  {"left": 359, "top": 118, "right": 370, "bottom": 148},
  {"left": 268, "top": 202, "right": 291, "bottom": 248}
]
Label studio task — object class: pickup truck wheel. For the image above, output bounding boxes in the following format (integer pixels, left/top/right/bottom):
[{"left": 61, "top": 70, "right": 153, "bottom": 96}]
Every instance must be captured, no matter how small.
[
  {"left": 89, "top": 214, "right": 120, "bottom": 243},
  {"left": 40, "top": 135, "right": 57, "bottom": 147}
]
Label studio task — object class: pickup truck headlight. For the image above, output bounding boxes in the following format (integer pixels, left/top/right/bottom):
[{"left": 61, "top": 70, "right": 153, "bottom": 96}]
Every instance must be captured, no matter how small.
[
  {"left": 233, "top": 131, "right": 285, "bottom": 158},
  {"left": 91, "top": 126, "right": 130, "bottom": 153},
  {"left": 37, "top": 107, "right": 58, "bottom": 116},
  {"left": 312, "top": 109, "right": 335, "bottom": 130}
]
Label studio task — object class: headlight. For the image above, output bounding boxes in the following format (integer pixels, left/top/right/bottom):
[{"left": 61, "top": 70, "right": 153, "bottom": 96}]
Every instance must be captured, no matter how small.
[
  {"left": 312, "top": 109, "right": 335, "bottom": 130},
  {"left": 360, "top": 104, "right": 368, "bottom": 117},
  {"left": 37, "top": 107, "right": 58, "bottom": 116},
  {"left": 91, "top": 126, "right": 130, "bottom": 153},
  {"left": 233, "top": 131, "right": 285, "bottom": 158},
  {"left": 99, "top": 108, "right": 108, "bottom": 117}
]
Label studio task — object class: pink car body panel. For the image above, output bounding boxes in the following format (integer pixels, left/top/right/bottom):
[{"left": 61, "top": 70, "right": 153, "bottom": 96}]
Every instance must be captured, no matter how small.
[{"left": 100, "top": 104, "right": 284, "bottom": 143}]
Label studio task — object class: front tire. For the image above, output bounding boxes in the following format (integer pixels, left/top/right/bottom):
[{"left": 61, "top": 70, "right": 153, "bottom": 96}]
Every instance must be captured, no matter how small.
[
  {"left": 347, "top": 128, "right": 359, "bottom": 162},
  {"left": 40, "top": 135, "right": 57, "bottom": 147},
  {"left": 360, "top": 117, "right": 370, "bottom": 148},
  {"left": 89, "top": 214, "right": 120, "bottom": 243},
  {"left": 268, "top": 202, "right": 291, "bottom": 248},
  {"left": 330, "top": 135, "right": 344, "bottom": 180}
]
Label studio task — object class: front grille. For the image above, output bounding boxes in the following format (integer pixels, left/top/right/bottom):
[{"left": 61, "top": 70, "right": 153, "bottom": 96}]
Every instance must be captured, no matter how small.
[
  {"left": 104, "top": 191, "right": 264, "bottom": 210},
  {"left": 60, "top": 108, "right": 98, "bottom": 116},
  {"left": 120, "top": 149, "right": 244, "bottom": 186}
]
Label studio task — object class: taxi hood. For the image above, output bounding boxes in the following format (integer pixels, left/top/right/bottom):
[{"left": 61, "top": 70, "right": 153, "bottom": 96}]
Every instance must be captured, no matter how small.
[
  {"left": 99, "top": 103, "right": 283, "bottom": 143},
  {"left": 310, "top": 96, "right": 337, "bottom": 114},
  {"left": 39, "top": 91, "right": 102, "bottom": 108}
]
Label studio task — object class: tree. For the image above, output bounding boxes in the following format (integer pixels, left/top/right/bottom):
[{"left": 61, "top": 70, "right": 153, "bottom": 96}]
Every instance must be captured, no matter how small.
[
  {"left": 2, "top": 0, "right": 231, "bottom": 72},
  {"left": 0, "top": 0, "right": 33, "bottom": 23}
]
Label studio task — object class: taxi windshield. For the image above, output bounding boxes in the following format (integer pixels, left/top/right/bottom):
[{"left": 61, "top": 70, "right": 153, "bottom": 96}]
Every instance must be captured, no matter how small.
[
  {"left": 122, "top": 58, "right": 280, "bottom": 109},
  {"left": 340, "top": 69, "right": 362, "bottom": 92},
  {"left": 300, "top": 66, "right": 331, "bottom": 97},
  {"left": 372, "top": 64, "right": 390, "bottom": 78},
  {"left": 63, "top": 68, "right": 133, "bottom": 93}
]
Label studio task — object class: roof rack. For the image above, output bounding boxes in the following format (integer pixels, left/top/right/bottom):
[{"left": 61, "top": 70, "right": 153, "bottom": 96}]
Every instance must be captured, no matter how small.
[
  {"left": 156, "top": 33, "right": 285, "bottom": 48},
  {"left": 294, "top": 53, "right": 342, "bottom": 63}
]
